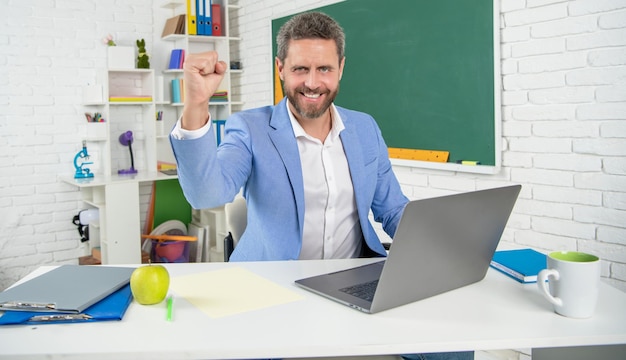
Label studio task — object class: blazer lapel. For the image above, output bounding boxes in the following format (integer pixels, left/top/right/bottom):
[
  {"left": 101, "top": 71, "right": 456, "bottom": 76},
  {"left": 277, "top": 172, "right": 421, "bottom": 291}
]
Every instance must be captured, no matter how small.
[
  {"left": 268, "top": 100, "right": 306, "bottom": 232},
  {"left": 338, "top": 112, "right": 366, "bottom": 208}
]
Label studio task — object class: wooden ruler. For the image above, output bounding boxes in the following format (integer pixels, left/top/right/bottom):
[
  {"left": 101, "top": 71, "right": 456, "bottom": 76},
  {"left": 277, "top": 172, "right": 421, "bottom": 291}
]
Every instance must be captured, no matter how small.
[{"left": 387, "top": 147, "right": 449, "bottom": 162}]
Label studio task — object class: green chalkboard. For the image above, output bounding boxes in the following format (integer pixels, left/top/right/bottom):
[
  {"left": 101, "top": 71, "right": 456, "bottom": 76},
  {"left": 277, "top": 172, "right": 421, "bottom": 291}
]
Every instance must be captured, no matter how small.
[{"left": 272, "top": 0, "right": 497, "bottom": 166}]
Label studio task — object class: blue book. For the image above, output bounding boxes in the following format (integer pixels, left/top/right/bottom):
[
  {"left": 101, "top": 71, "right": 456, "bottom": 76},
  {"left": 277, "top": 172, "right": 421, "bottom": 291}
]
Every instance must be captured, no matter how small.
[
  {"left": 168, "top": 49, "right": 182, "bottom": 69},
  {"left": 490, "top": 248, "right": 547, "bottom": 283},
  {"left": 0, "top": 284, "right": 133, "bottom": 325}
]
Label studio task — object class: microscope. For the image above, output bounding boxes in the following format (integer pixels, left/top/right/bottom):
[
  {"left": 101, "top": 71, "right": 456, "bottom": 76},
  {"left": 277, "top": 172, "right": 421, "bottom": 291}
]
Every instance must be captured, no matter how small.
[{"left": 74, "top": 140, "right": 94, "bottom": 179}]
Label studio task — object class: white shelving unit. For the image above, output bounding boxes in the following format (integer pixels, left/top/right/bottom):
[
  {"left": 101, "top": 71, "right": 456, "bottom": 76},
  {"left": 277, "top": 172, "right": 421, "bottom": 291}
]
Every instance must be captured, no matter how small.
[
  {"left": 64, "top": 67, "right": 178, "bottom": 264},
  {"left": 61, "top": 1, "right": 243, "bottom": 265}
]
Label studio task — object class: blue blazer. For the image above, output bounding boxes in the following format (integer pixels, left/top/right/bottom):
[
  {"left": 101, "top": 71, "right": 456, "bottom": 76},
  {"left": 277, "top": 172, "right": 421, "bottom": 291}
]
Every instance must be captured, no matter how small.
[{"left": 170, "top": 98, "right": 409, "bottom": 261}]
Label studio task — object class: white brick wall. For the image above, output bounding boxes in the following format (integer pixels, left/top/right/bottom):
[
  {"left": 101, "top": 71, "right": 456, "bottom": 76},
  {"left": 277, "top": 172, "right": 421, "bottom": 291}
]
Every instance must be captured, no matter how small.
[
  {"left": 507, "top": 0, "right": 626, "bottom": 291},
  {"left": 0, "top": 0, "right": 156, "bottom": 290},
  {"left": 0, "top": 0, "right": 625, "bottom": 302}
]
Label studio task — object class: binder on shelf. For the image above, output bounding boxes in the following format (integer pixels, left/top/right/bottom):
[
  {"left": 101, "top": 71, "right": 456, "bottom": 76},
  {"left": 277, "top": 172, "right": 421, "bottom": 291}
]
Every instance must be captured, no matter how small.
[
  {"left": 213, "top": 119, "right": 226, "bottom": 145},
  {"left": 195, "top": 0, "right": 203, "bottom": 35},
  {"left": 203, "top": 0, "right": 214, "bottom": 35},
  {"left": 197, "top": 0, "right": 212, "bottom": 35},
  {"left": 0, "top": 284, "right": 133, "bottom": 325},
  {"left": 186, "top": 0, "right": 197, "bottom": 35},
  {"left": 212, "top": 3, "right": 222, "bottom": 36},
  {"left": 206, "top": 0, "right": 213, "bottom": 36},
  {"left": 490, "top": 248, "right": 547, "bottom": 283},
  {"left": 0, "top": 265, "right": 134, "bottom": 313}
]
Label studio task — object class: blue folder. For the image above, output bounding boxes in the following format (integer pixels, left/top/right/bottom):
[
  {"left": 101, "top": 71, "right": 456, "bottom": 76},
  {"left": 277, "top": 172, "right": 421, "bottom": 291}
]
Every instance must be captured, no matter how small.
[
  {"left": 490, "top": 248, "right": 547, "bottom": 283},
  {"left": 0, "top": 284, "right": 133, "bottom": 325}
]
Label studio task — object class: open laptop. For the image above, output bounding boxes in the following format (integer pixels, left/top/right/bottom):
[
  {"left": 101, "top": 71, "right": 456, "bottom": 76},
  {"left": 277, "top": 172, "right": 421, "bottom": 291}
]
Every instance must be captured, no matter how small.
[{"left": 294, "top": 185, "right": 521, "bottom": 314}]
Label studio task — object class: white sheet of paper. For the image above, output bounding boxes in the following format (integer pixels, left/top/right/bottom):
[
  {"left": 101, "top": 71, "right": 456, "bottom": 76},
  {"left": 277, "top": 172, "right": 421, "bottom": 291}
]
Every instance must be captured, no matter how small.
[{"left": 169, "top": 267, "right": 304, "bottom": 318}]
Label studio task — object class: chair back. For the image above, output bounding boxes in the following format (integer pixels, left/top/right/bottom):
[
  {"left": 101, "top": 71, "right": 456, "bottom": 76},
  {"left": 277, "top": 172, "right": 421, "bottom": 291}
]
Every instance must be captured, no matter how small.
[{"left": 224, "top": 196, "right": 247, "bottom": 261}]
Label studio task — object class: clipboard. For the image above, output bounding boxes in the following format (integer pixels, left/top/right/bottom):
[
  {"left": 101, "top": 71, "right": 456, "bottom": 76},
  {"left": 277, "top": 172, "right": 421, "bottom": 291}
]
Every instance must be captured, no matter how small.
[
  {"left": 0, "top": 265, "right": 134, "bottom": 313},
  {"left": 0, "top": 284, "right": 133, "bottom": 325}
]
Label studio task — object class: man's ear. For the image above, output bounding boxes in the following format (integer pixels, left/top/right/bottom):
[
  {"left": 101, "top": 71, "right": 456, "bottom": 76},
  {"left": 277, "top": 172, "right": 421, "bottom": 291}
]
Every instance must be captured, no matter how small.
[{"left": 275, "top": 57, "right": 284, "bottom": 81}]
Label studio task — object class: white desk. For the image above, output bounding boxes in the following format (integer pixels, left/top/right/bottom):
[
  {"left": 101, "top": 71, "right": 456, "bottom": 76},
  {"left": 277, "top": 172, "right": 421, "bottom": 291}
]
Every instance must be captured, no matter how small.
[{"left": 1, "top": 259, "right": 625, "bottom": 359}]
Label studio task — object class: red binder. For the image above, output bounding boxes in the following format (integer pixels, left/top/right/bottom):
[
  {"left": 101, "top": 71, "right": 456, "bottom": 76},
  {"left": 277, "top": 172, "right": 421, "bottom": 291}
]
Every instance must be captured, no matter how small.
[{"left": 212, "top": 4, "right": 222, "bottom": 36}]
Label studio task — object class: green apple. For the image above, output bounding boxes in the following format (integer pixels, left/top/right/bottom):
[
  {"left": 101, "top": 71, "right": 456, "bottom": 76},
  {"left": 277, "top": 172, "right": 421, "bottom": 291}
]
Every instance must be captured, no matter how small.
[{"left": 130, "top": 264, "right": 170, "bottom": 305}]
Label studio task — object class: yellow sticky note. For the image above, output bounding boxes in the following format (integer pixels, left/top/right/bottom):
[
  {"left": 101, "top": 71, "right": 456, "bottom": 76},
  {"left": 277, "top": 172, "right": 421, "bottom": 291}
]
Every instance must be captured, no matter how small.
[{"left": 170, "top": 267, "right": 304, "bottom": 318}]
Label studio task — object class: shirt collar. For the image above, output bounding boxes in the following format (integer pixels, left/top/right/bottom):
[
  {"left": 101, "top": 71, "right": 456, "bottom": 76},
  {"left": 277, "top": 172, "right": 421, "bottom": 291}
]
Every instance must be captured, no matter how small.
[{"left": 286, "top": 101, "right": 345, "bottom": 141}]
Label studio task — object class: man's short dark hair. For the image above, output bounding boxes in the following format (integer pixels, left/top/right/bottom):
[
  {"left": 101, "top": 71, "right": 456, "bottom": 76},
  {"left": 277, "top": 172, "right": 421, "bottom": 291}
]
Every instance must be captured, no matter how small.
[{"left": 276, "top": 11, "right": 345, "bottom": 63}]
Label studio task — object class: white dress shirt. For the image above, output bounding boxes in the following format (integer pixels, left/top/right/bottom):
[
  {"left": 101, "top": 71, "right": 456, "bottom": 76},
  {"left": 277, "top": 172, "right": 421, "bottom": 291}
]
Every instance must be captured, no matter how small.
[
  {"left": 171, "top": 115, "right": 210, "bottom": 140},
  {"left": 286, "top": 103, "right": 362, "bottom": 260}
]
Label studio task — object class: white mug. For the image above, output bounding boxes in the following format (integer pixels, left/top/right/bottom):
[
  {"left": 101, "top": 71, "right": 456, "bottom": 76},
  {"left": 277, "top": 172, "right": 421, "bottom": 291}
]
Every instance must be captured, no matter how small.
[{"left": 537, "top": 251, "right": 600, "bottom": 318}]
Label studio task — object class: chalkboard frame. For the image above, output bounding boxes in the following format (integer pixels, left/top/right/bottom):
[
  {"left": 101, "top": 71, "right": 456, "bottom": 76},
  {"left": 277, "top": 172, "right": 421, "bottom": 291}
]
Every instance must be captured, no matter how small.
[{"left": 271, "top": 0, "right": 501, "bottom": 174}]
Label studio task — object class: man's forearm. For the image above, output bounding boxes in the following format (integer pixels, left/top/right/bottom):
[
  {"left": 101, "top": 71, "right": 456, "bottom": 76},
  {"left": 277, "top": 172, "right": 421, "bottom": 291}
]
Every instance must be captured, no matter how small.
[{"left": 182, "top": 102, "right": 210, "bottom": 130}]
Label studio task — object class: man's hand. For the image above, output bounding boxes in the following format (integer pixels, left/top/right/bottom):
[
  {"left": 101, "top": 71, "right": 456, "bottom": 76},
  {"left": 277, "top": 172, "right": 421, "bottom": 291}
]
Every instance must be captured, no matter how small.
[{"left": 181, "top": 51, "right": 228, "bottom": 130}]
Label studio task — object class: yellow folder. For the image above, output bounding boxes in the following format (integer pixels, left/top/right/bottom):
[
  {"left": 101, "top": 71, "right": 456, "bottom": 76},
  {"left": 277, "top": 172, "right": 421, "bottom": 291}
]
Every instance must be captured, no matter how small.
[{"left": 186, "top": 0, "right": 197, "bottom": 35}]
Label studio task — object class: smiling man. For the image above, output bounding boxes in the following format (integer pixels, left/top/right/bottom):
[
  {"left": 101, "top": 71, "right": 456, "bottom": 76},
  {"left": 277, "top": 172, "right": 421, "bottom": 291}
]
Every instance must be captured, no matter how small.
[{"left": 170, "top": 12, "right": 409, "bottom": 262}]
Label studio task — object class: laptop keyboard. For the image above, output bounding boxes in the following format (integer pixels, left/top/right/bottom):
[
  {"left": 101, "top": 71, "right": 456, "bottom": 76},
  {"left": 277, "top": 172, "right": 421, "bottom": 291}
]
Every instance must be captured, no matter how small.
[{"left": 339, "top": 279, "right": 379, "bottom": 302}]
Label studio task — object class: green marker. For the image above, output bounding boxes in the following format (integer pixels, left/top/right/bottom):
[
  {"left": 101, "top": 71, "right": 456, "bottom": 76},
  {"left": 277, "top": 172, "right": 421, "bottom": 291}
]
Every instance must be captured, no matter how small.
[{"left": 166, "top": 295, "right": 174, "bottom": 321}]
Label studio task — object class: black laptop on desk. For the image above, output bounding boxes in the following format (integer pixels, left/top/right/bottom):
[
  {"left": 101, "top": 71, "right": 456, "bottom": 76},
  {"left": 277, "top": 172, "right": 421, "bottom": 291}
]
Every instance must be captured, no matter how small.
[{"left": 295, "top": 185, "right": 521, "bottom": 314}]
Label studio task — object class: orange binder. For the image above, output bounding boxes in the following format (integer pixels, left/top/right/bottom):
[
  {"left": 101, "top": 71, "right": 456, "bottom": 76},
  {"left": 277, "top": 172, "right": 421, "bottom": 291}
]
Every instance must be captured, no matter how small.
[{"left": 212, "top": 4, "right": 222, "bottom": 36}]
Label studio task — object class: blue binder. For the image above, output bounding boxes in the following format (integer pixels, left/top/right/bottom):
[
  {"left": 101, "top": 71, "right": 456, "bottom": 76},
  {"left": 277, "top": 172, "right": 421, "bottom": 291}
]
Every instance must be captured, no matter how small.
[
  {"left": 196, "top": 0, "right": 203, "bottom": 35},
  {"left": 205, "top": 0, "right": 213, "bottom": 36},
  {"left": 196, "top": 0, "right": 213, "bottom": 35},
  {"left": 0, "top": 284, "right": 133, "bottom": 325}
]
